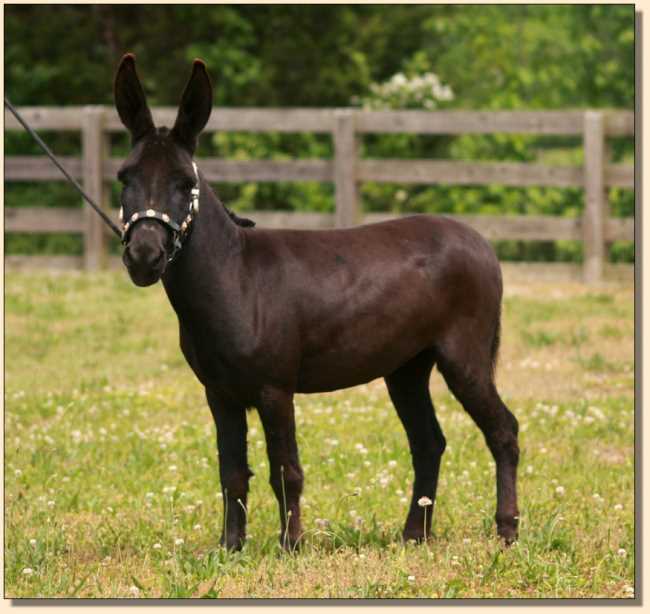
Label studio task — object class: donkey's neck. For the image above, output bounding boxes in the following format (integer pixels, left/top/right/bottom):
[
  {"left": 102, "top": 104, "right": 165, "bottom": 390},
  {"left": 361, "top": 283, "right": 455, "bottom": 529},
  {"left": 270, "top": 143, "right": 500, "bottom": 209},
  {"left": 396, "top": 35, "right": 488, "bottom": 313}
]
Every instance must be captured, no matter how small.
[{"left": 161, "top": 180, "right": 244, "bottom": 324}]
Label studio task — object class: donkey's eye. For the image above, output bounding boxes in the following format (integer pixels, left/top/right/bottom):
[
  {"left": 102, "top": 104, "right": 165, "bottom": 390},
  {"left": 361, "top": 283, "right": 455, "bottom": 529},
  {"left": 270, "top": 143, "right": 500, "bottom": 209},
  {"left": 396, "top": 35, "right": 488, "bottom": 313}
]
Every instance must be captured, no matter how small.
[{"left": 176, "top": 179, "right": 195, "bottom": 193}]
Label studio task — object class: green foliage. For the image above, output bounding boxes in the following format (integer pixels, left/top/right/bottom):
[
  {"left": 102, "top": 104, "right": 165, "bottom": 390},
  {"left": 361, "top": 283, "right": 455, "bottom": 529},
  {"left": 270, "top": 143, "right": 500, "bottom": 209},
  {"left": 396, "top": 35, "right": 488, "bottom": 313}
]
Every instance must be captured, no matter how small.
[{"left": 5, "top": 5, "right": 634, "bottom": 262}]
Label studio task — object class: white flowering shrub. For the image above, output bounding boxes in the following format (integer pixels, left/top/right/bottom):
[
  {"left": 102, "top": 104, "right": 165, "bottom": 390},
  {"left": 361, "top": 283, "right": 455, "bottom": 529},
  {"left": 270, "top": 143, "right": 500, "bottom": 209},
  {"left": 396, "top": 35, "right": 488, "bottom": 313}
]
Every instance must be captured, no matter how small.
[{"left": 355, "top": 72, "right": 454, "bottom": 110}]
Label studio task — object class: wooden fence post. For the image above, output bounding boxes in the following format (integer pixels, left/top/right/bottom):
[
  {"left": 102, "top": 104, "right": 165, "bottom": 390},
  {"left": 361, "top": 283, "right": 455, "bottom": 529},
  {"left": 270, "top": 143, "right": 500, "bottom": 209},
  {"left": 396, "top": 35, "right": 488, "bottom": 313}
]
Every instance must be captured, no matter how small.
[
  {"left": 82, "top": 106, "right": 110, "bottom": 270},
  {"left": 583, "top": 110, "right": 606, "bottom": 284},
  {"left": 334, "top": 110, "right": 360, "bottom": 228}
]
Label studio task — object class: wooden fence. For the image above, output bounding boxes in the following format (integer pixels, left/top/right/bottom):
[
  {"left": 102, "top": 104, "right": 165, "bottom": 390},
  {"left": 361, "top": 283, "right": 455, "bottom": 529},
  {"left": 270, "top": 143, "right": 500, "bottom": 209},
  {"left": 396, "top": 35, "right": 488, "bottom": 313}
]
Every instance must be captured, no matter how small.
[{"left": 5, "top": 106, "right": 634, "bottom": 283}]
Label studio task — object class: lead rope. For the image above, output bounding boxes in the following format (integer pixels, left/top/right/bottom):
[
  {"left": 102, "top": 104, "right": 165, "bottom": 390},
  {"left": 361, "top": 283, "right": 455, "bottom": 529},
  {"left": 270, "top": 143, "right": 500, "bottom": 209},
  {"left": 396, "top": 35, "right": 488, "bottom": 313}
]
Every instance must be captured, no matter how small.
[{"left": 4, "top": 97, "right": 124, "bottom": 239}]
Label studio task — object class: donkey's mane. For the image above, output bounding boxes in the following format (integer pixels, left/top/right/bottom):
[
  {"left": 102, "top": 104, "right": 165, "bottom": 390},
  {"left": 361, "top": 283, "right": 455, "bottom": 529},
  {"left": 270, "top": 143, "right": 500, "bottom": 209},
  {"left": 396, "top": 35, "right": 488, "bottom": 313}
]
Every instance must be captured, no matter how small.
[
  {"left": 224, "top": 206, "right": 256, "bottom": 228},
  {"left": 212, "top": 192, "right": 255, "bottom": 228}
]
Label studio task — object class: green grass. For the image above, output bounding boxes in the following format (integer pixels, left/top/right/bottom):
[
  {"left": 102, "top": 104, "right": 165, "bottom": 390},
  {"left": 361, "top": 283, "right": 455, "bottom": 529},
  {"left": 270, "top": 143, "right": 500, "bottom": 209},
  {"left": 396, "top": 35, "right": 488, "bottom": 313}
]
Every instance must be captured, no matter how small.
[{"left": 5, "top": 272, "right": 635, "bottom": 598}]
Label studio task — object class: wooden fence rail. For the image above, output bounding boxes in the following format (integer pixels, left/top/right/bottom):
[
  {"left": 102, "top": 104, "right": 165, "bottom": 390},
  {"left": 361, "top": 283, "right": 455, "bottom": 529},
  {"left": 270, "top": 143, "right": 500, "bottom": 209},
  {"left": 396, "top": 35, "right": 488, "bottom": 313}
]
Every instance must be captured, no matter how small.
[{"left": 5, "top": 106, "right": 634, "bottom": 283}]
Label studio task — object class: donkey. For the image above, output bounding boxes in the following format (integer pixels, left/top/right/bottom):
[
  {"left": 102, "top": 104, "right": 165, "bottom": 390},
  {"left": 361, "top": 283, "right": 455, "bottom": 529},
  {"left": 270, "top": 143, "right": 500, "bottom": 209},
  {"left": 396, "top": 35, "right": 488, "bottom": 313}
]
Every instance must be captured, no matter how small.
[{"left": 114, "top": 54, "right": 520, "bottom": 551}]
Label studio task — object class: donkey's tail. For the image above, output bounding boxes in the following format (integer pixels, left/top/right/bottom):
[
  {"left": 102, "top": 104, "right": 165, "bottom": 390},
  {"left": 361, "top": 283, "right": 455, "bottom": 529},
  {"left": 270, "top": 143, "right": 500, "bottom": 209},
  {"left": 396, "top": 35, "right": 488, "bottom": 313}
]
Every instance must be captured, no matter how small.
[
  {"left": 489, "top": 308, "right": 502, "bottom": 381},
  {"left": 488, "top": 260, "right": 504, "bottom": 381}
]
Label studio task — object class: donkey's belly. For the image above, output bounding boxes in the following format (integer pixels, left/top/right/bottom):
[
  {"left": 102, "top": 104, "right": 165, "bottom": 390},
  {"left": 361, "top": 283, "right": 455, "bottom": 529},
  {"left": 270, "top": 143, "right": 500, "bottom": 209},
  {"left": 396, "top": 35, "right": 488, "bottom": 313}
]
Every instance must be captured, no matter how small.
[
  {"left": 293, "top": 261, "right": 449, "bottom": 392},
  {"left": 295, "top": 311, "right": 438, "bottom": 393}
]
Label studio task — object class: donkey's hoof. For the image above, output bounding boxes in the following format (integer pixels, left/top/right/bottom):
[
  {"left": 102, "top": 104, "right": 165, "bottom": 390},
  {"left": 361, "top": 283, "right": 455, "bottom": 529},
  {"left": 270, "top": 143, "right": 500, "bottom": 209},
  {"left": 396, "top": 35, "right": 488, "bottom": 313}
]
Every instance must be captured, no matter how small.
[
  {"left": 499, "top": 530, "right": 518, "bottom": 547},
  {"left": 279, "top": 533, "right": 302, "bottom": 553},
  {"left": 220, "top": 533, "right": 245, "bottom": 552},
  {"left": 401, "top": 529, "right": 428, "bottom": 544},
  {"left": 496, "top": 515, "right": 519, "bottom": 546}
]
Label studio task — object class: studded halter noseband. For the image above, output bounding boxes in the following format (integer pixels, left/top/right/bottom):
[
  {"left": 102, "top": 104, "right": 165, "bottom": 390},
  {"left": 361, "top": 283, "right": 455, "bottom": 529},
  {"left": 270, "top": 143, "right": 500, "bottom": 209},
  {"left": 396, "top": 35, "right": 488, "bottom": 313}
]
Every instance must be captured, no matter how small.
[{"left": 120, "top": 161, "right": 200, "bottom": 263}]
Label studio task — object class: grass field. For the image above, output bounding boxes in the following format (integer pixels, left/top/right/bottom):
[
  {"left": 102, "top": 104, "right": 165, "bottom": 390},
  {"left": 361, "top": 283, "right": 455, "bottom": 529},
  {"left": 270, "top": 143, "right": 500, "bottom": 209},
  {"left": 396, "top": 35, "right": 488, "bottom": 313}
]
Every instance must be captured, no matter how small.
[{"left": 4, "top": 271, "right": 635, "bottom": 599}]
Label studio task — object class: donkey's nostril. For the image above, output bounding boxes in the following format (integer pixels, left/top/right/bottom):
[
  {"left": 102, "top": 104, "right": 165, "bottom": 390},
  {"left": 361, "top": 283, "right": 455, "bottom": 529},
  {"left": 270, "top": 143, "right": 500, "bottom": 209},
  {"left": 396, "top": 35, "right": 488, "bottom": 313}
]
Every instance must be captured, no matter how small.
[
  {"left": 151, "top": 250, "right": 166, "bottom": 268},
  {"left": 124, "top": 243, "right": 165, "bottom": 270}
]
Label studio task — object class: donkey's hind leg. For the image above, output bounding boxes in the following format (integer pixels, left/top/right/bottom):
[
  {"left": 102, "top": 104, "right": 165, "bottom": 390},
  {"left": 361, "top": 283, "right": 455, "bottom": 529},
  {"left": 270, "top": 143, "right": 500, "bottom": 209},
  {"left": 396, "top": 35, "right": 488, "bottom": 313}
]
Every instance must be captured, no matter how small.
[
  {"left": 436, "top": 332, "right": 520, "bottom": 544},
  {"left": 385, "top": 350, "right": 446, "bottom": 542}
]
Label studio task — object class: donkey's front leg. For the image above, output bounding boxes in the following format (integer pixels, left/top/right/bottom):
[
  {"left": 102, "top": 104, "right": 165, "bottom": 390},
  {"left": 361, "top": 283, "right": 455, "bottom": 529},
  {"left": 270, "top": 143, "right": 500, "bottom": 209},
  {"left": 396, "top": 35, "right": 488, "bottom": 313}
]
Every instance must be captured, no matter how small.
[
  {"left": 206, "top": 388, "right": 251, "bottom": 551},
  {"left": 257, "top": 387, "right": 304, "bottom": 551}
]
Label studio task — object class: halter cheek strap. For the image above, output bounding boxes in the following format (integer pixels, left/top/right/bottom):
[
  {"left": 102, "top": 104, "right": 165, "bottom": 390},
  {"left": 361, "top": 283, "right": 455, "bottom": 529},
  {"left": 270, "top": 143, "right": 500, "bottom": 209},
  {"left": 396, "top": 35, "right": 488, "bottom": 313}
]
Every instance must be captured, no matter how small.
[{"left": 120, "top": 161, "right": 200, "bottom": 263}]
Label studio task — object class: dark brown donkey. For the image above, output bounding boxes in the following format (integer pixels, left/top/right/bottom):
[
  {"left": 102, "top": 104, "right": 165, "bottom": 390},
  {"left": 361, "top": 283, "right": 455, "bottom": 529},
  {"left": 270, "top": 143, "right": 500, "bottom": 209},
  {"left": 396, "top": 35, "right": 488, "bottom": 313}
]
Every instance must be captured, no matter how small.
[{"left": 114, "top": 54, "right": 519, "bottom": 551}]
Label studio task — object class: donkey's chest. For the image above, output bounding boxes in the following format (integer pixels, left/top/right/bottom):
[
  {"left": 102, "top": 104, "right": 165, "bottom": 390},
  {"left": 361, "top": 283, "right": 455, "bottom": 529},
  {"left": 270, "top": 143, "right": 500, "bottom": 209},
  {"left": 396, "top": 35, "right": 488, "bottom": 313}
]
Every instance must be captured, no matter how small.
[{"left": 177, "top": 321, "right": 293, "bottom": 404}]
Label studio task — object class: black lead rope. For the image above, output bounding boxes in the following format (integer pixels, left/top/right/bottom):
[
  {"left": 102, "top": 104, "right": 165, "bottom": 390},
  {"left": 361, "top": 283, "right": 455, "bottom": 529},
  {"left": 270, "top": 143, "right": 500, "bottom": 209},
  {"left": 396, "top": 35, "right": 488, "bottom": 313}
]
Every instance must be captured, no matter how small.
[{"left": 4, "top": 97, "right": 124, "bottom": 239}]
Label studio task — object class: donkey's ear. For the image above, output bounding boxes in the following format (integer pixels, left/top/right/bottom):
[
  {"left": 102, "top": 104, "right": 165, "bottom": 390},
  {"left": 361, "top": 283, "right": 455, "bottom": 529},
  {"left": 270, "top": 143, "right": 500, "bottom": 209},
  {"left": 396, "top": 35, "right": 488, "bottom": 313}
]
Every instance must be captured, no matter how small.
[
  {"left": 114, "top": 53, "right": 155, "bottom": 143},
  {"left": 171, "top": 60, "right": 212, "bottom": 153}
]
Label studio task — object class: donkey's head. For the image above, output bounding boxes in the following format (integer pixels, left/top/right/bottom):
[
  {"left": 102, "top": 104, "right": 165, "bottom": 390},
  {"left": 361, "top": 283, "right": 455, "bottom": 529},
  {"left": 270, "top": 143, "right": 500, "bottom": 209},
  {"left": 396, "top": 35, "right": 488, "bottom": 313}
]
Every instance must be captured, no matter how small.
[{"left": 114, "top": 53, "right": 212, "bottom": 286}]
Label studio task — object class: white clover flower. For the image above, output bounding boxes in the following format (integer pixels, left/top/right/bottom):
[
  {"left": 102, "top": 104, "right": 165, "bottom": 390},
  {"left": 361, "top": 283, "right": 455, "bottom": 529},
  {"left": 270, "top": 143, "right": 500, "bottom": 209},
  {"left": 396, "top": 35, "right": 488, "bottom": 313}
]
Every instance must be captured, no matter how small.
[
  {"left": 618, "top": 548, "right": 627, "bottom": 557},
  {"left": 418, "top": 496, "right": 433, "bottom": 507},
  {"left": 315, "top": 518, "right": 330, "bottom": 530},
  {"left": 22, "top": 567, "right": 34, "bottom": 576},
  {"left": 29, "top": 539, "right": 37, "bottom": 547},
  {"left": 129, "top": 585, "right": 140, "bottom": 596},
  {"left": 555, "top": 486, "right": 565, "bottom": 496},
  {"left": 388, "top": 460, "right": 398, "bottom": 468},
  {"left": 614, "top": 504, "right": 624, "bottom": 511},
  {"left": 400, "top": 497, "right": 408, "bottom": 504},
  {"left": 168, "top": 465, "right": 177, "bottom": 472},
  {"left": 193, "top": 524, "right": 201, "bottom": 531},
  {"left": 174, "top": 538, "right": 184, "bottom": 546},
  {"left": 407, "top": 575, "right": 415, "bottom": 583}
]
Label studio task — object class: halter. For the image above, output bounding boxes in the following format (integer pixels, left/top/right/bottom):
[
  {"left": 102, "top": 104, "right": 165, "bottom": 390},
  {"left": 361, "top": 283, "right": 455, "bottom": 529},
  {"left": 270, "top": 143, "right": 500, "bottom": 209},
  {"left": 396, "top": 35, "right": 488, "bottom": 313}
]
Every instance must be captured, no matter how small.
[{"left": 120, "top": 161, "right": 200, "bottom": 263}]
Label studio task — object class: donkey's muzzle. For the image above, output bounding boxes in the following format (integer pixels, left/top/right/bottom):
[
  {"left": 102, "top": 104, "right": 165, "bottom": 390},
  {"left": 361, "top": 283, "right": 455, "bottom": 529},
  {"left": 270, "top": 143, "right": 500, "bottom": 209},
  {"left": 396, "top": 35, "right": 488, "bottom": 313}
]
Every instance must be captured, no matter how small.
[{"left": 122, "top": 221, "right": 169, "bottom": 286}]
